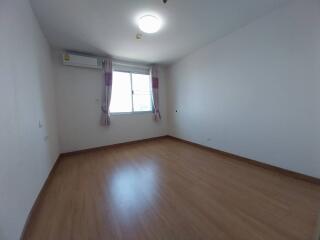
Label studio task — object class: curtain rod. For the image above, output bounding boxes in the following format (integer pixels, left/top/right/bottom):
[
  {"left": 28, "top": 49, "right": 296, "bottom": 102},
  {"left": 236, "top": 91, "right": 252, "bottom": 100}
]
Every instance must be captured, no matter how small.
[
  {"left": 103, "top": 59, "right": 151, "bottom": 70},
  {"left": 64, "top": 51, "right": 152, "bottom": 70}
]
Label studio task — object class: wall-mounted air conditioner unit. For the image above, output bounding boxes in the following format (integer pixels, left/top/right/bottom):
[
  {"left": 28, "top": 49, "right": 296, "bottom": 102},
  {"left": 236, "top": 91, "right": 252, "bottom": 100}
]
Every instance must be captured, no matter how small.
[{"left": 62, "top": 52, "right": 102, "bottom": 69}]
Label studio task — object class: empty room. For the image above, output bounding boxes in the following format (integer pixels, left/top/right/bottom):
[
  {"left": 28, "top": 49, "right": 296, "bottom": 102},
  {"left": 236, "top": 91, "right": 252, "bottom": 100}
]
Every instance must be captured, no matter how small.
[{"left": 1, "top": 0, "right": 320, "bottom": 239}]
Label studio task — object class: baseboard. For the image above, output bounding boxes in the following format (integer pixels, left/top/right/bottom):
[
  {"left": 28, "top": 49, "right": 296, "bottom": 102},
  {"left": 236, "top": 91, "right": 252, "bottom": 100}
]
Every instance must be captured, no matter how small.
[
  {"left": 167, "top": 135, "right": 320, "bottom": 185},
  {"left": 60, "top": 135, "right": 168, "bottom": 157},
  {"left": 20, "top": 155, "right": 62, "bottom": 240},
  {"left": 62, "top": 135, "right": 320, "bottom": 184}
]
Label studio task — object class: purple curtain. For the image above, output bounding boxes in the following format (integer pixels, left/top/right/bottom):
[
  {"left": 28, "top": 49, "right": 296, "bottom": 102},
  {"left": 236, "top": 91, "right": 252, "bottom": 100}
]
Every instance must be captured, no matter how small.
[
  {"left": 151, "top": 65, "right": 161, "bottom": 121},
  {"left": 101, "top": 58, "right": 112, "bottom": 126}
]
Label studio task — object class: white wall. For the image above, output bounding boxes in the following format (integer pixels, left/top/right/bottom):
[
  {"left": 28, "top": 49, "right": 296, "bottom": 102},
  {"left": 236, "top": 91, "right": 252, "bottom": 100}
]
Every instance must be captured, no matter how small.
[
  {"left": 0, "top": 0, "right": 60, "bottom": 239},
  {"left": 167, "top": 0, "right": 320, "bottom": 178},
  {"left": 54, "top": 53, "right": 168, "bottom": 153}
]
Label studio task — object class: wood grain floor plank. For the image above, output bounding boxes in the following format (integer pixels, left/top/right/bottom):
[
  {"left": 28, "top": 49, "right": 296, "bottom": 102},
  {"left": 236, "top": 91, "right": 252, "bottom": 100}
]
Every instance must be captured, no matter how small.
[{"left": 22, "top": 138, "right": 320, "bottom": 240}]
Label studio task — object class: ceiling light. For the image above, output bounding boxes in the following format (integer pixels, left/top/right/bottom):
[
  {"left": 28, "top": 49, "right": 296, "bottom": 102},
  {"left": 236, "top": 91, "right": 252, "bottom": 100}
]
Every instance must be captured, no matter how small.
[{"left": 138, "top": 15, "right": 162, "bottom": 34}]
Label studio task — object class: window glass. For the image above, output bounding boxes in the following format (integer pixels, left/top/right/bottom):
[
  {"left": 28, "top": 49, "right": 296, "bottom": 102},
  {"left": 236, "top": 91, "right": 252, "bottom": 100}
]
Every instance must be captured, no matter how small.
[
  {"left": 110, "top": 71, "right": 153, "bottom": 114},
  {"left": 110, "top": 71, "right": 132, "bottom": 113},
  {"left": 132, "top": 74, "right": 152, "bottom": 112}
]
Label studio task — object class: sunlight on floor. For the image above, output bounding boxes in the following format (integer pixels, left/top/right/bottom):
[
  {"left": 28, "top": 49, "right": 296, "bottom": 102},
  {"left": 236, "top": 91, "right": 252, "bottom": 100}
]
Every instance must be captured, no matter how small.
[{"left": 110, "top": 162, "right": 159, "bottom": 220}]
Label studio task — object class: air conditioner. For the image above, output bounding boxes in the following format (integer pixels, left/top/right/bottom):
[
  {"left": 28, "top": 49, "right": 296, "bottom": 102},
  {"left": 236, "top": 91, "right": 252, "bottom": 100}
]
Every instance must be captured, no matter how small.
[{"left": 62, "top": 52, "right": 102, "bottom": 69}]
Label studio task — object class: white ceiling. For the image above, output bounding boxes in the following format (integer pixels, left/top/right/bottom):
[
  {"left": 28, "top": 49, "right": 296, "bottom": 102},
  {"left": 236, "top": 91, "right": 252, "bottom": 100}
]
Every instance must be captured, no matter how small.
[{"left": 30, "top": 0, "right": 290, "bottom": 64}]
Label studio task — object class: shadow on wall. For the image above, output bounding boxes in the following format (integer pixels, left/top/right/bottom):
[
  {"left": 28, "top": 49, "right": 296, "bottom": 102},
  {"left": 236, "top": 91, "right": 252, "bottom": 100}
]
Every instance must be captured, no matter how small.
[
  {"left": 33, "top": 47, "right": 59, "bottom": 168},
  {"left": 0, "top": 227, "right": 5, "bottom": 240}
]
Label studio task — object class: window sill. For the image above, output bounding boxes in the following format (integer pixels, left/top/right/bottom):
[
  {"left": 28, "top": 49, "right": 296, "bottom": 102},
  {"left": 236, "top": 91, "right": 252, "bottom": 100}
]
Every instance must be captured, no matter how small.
[{"left": 110, "top": 111, "right": 153, "bottom": 116}]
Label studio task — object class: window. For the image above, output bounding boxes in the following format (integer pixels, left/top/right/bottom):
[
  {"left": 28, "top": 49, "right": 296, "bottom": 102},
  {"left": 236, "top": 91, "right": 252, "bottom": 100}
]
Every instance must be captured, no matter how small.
[{"left": 110, "top": 71, "right": 152, "bottom": 113}]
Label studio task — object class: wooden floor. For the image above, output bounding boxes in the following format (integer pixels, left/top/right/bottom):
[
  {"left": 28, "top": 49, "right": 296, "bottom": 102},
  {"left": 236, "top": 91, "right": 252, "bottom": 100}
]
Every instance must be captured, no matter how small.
[{"left": 23, "top": 137, "right": 320, "bottom": 240}]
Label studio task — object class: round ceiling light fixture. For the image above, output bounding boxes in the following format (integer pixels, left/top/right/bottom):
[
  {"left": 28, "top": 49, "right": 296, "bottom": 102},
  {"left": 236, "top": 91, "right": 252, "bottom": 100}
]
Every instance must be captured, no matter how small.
[{"left": 138, "top": 15, "right": 162, "bottom": 34}]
